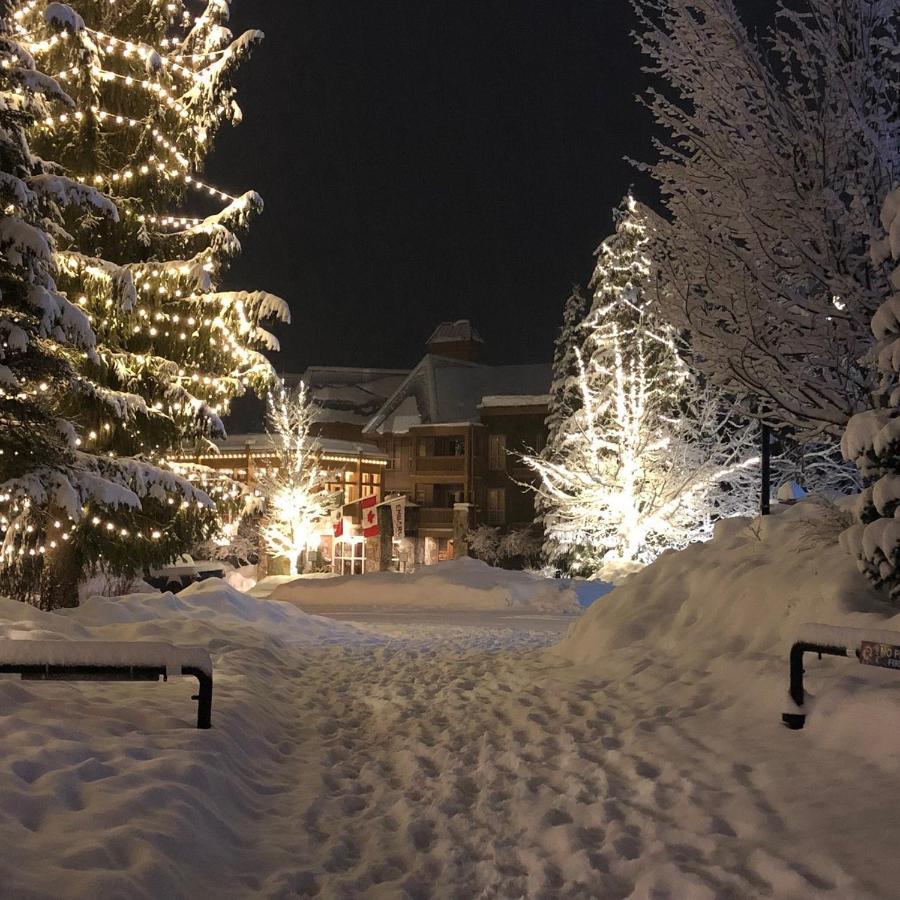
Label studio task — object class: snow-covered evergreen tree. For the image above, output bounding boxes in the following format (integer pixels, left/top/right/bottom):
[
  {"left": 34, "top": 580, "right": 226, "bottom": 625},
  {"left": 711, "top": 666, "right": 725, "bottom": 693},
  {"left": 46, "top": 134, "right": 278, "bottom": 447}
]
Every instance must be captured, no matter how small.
[
  {"left": 525, "top": 197, "right": 759, "bottom": 574},
  {"left": 260, "top": 383, "right": 338, "bottom": 576},
  {"left": 12, "top": 0, "right": 290, "bottom": 459},
  {"left": 636, "top": 0, "right": 898, "bottom": 438},
  {"left": 841, "top": 187, "right": 900, "bottom": 598},
  {"left": 0, "top": 16, "right": 212, "bottom": 608},
  {"left": 537, "top": 285, "right": 589, "bottom": 566}
]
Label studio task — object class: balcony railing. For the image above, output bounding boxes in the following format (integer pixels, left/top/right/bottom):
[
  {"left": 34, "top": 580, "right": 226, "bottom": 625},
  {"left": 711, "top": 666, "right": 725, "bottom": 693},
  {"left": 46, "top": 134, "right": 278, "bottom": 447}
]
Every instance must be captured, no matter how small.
[
  {"left": 414, "top": 455, "right": 466, "bottom": 475},
  {"left": 417, "top": 508, "right": 454, "bottom": 528}
]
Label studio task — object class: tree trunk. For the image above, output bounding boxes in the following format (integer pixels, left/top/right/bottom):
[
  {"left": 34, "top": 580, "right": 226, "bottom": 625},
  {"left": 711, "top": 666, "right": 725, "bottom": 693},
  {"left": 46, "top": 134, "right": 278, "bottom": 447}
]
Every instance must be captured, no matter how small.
[{"left": 41, "top": 512, "right": 82, "bottom": 610}]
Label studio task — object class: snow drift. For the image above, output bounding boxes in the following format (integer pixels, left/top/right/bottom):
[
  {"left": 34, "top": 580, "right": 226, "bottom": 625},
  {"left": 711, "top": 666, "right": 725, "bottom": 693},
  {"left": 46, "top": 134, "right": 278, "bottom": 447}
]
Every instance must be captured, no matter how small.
[
  {"left": 270, "top": 557, "right": 580, "bottom": 612},
  {"left": 557, "top": 499, "right": 900, "bottom": 759},
  {"left": 0, "top": 581, "right": 371, "bottom": 898}
]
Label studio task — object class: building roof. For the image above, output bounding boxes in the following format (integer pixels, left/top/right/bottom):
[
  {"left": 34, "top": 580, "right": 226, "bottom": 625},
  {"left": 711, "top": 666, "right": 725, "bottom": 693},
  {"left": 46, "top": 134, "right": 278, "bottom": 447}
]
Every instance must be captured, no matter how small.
[
  {"left": 203, "top": 432, "right": 386, "bottom": 460},
  {"left": 364, "top": 355, "right": 552, "bottom": 434},
  {"left": 291, "top": 367, "right": 410, "bottom": 428},
  {"left": 426, "top": 320, "right": 484, "bottom": 345},
  {"left": 479, "top": 394, "right": 551, "bottom": 409}
]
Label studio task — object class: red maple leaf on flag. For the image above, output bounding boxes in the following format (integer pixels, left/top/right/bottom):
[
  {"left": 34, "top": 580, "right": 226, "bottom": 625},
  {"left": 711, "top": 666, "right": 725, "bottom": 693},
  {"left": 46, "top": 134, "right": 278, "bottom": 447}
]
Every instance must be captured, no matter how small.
[{"left": 361, "top": 495, "right": 379, "bottom": 538}]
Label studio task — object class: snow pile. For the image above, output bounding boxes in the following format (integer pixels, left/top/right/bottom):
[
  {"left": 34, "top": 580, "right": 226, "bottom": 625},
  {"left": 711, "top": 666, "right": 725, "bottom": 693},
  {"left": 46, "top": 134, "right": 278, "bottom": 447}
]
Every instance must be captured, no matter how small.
[
  {"left": 270, "top": 556, "right": 580, "bottom": 612},
  {"left": 224, "top": 563, "right": 257, "bottom": 592},
  {"left": 67, "top": 577, "right": 355, "bottom": 643},
  {"left": 0, "top": 581, "right": 372, "bottom": 897},
  {"left": 557, "top": 499, "right": 900, "bottom": 757}
]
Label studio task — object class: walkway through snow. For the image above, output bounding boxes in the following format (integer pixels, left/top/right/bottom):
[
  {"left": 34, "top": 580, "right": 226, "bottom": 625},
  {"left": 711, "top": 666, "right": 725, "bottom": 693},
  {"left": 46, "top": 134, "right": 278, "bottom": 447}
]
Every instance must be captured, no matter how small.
[
  {"left": 251, "top": 626, "right": 896, "bottom": 899},
  {"left": 2, "top": 585, "right": 899, "bottom": 898}
]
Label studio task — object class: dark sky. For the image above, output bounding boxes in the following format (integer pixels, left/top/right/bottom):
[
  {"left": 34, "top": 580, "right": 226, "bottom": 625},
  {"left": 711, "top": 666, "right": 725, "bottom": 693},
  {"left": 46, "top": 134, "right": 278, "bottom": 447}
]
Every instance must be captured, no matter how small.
[{"left": 206, "top": 1, "right": 774, "bottom": 375}]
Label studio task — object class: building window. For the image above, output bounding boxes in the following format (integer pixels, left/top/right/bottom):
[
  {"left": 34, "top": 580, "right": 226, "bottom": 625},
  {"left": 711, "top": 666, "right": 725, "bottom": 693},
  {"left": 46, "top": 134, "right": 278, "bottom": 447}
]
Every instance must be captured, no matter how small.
[
  {"left": 333, "top": 539, "right": 366, "bottom": 576},
  {"left": 361, "top": 471, "right": 380, "bottom": 498},
  {"left": 344, "top": 470, "right": 358, "bottom": 504},
  {"left": 420, "top": 436, "right": 465, "bottom": 457},
  {"left": 488, "top": 434, "right": 507, "bottom": 471},
  {"left": 487, "top": 487, "right": 505, "bottom": 524}
]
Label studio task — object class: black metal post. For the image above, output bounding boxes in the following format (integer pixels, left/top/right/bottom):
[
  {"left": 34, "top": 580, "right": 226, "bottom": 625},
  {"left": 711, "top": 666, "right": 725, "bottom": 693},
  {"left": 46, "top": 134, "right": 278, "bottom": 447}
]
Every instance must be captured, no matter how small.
[
  {"left": 760, "top": 422, "right": 771, "bottom": 516},
  {"left": 782, "top": 642, "right": 848, "bottom": 730},
  {"left": 187, "top": 668, "right": 213, "bottom": 729}
]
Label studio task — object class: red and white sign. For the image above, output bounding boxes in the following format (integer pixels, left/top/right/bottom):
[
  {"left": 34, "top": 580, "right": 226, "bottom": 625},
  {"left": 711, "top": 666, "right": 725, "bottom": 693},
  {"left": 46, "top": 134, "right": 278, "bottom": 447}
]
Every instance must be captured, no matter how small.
[
  {"left": 361, "top": 494, "right": 379, "bottom": 538},
  {"left": 332, "top": 509, "right": 343, "bottom": 538}
]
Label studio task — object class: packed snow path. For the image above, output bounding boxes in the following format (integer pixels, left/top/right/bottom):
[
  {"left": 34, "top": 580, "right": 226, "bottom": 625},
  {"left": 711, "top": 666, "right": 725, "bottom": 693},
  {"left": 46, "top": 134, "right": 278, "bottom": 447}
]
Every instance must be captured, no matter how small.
[
  {"left": 3, "top": 603, "right": 898, "bottom": 897},
  {"left": 248, "top": 628, "right": 894, "bottom": 900}
]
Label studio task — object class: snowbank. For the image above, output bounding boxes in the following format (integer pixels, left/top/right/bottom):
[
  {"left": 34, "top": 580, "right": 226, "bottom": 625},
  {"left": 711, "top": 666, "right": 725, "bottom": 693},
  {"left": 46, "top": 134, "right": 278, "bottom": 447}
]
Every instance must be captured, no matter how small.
[
  {"left": 560, "top": 501, "right": 897, "bottom": 662},
  {"left": 270, "top": 557, "right": 580, "bottom": 612},
  {"left": 224, "top": 563, "right": 258, "bottom": 593},
  {"left": 556, "top": 500, "right": 900, "bottom": 761},
  {"left": 66, "top": 577, "right": 357, "bottom": 643},
  {"left": 0, "top": 581, "right": 372, "bottom": 896}
]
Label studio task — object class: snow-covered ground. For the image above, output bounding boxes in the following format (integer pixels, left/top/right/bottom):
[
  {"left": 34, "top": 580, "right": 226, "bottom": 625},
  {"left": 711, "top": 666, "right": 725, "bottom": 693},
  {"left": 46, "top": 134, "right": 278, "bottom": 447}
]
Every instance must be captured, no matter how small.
[
  {"left": 271, "top": 556, "right": 580, "bottom": 613},
  {"left": 2, "top": 502, "right": 900, "bottom": 897}
]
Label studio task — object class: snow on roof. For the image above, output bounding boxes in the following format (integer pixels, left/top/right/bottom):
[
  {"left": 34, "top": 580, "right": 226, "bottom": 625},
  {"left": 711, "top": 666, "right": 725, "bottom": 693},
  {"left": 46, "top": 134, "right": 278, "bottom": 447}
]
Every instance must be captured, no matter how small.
[
  {"left": 210, "top": 432, "right": 386, "bottom": 459},
  {"left": 426, "top": 320, "right": 484, "bottom": 345},
  {"left": 288, "top": 368, "right": 410, "bottom": 427},
  {"left": 479, "top": 394, "right": 551, "bottom": 409},
  {"left": 365, "top": 357, "right": 552, "bottom": 434}
]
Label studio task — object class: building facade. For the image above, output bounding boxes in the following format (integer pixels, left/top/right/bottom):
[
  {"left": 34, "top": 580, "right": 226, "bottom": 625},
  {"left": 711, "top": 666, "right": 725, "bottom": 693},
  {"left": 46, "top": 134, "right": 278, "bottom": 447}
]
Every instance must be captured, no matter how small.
[{"left": 177, "top": 321, "right": 551, "bottom": 573}]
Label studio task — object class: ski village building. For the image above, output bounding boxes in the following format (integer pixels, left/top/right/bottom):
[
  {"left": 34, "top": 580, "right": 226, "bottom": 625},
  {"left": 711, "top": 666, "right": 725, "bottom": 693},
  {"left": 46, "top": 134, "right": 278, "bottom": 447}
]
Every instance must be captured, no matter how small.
[{"left": 177, "top": 322, "right": 551, "bottom": 574}]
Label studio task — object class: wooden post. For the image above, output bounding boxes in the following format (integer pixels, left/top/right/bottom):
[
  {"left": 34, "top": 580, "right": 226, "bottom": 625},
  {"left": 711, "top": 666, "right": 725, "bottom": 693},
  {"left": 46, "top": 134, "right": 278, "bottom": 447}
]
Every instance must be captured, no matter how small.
[{"left": 760, "top": 423, "right": 771, "bottom": 516}]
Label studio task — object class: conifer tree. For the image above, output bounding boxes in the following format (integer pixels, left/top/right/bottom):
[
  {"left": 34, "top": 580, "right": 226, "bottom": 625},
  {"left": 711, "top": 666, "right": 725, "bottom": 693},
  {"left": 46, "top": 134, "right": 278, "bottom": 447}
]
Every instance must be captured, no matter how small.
[
  {"left": 0, "top": 12, "right": 211, "bottom": 608},
  {"left": 525, "top": 197, "right": 758, "bottom": 575},
  {"left": 538, "top": 285, "right": 589, "bottom": 567},
  {"left": 841, "top": 187, "right": 900, "bottom": 598},
  {"left": 16, "top": 0, "right": 289, "bottom": 460}
]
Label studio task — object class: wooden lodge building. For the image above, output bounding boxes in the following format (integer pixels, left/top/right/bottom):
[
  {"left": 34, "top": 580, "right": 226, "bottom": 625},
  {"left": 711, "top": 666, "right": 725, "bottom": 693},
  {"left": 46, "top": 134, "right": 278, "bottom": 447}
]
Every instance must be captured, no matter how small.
[{"left": 180, "top": 321, "right": 552, "bottom": 573}]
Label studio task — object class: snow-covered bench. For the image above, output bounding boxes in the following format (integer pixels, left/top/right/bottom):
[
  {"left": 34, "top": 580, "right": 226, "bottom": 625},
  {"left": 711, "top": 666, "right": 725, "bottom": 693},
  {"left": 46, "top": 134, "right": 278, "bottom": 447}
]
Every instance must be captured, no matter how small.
[
  {"left": 0, "top": 640, "right": 213, "bottom": 729},
  {"left": 783, "top": 623, "right": 900, "bottom": 730}
]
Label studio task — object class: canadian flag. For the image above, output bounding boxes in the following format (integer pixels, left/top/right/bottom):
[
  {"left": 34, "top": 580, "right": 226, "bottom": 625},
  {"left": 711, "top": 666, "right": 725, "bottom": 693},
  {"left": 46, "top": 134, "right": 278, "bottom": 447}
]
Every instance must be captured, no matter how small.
[
  {"left": 332, "top": 509, "right": 343, "bottom": 538},
  {"left": 361, "top": 494, "right": 379, "bottom": 538}
]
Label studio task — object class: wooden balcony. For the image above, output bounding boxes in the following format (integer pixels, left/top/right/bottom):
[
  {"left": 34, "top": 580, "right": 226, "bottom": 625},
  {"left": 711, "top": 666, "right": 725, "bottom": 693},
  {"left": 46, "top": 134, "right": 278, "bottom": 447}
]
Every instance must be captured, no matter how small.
[
  {"left": 414, "top": 455, "right": 466, "bottom": 475},
  {"left": 417, "top": 507, "right": 454, "bottom": 528}
]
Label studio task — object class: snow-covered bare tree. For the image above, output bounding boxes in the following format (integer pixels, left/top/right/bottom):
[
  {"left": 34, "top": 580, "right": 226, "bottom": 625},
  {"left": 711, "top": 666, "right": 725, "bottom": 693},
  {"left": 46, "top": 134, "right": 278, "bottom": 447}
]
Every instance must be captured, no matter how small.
[
  {"left": 524, "top": 197, "right": 760, "bottom": 575},
  {"left": 0, "top": 16, "right": 213, "bottom": 608},
  {"left": 841, "top": 187, "right": 900, "bottom": 598},
  {"left": 636, "top": 0, "right": 899, "bottom": 438},
  {"left": 260, "top": 383, "right": 338, "bottom": 576}
]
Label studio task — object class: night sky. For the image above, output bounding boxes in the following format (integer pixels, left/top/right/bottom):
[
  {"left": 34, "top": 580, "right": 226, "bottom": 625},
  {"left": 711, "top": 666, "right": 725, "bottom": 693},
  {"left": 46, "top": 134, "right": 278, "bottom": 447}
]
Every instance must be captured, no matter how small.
[{"left": 207, "top": 1, "right": 773, "bottom": 375}]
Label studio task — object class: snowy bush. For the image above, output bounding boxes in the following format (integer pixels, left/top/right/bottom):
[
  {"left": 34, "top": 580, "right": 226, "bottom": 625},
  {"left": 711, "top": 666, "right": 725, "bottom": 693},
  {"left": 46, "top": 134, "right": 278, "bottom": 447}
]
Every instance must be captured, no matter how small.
[{"left": 466, "top": 525, "right": 502, "bottom": 566}]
